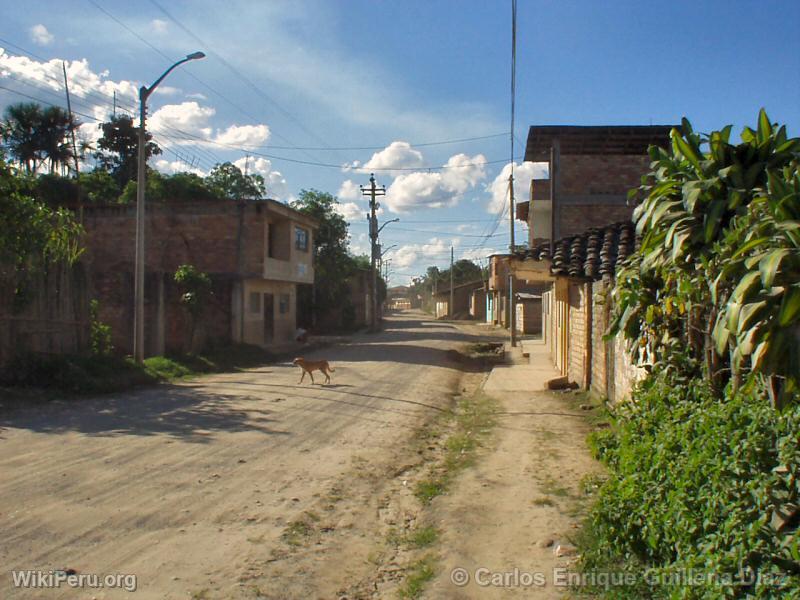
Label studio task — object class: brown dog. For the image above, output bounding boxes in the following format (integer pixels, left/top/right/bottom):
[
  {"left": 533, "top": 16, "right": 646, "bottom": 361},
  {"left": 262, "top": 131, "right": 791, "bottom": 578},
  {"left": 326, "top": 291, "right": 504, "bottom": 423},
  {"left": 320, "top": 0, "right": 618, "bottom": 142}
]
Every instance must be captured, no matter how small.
[{"left": 292, "top": 357, "right": 335, "bottom": 384}]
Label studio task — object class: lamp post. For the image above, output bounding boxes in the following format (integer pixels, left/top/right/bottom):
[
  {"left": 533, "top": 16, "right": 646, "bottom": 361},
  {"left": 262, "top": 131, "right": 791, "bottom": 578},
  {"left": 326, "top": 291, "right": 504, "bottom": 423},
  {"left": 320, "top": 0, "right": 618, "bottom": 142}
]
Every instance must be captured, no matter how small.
[{"left": 134, "top": 52, "right": 205, "bottom": 362}]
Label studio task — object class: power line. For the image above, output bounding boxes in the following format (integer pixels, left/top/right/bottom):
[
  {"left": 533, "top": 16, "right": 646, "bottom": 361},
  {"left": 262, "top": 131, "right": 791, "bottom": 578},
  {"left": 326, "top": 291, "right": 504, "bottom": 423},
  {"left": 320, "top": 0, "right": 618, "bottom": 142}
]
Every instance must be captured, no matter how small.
[{"left": 225, "top": 132, "right": 509, "bottom": 152}]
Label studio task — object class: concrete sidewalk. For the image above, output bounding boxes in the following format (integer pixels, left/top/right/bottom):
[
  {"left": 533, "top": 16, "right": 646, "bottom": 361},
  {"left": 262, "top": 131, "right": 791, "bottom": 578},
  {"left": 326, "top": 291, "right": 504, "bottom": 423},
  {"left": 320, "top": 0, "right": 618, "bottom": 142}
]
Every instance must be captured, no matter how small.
[{"left": 483, "top": 337, "right": 558, "bottom": 393}]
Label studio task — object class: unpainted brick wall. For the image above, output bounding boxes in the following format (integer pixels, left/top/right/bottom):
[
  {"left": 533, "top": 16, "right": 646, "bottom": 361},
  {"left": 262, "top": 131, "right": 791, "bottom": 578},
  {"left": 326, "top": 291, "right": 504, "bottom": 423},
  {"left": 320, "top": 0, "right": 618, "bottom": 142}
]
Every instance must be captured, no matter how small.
[
  {"left": 567, "top": 282, "right": 586, "bottom": 386},
  {"left": 558, "top": 204, "right": 635, "bottom": 238},
  {"left": 590, "top": 280, "right": 610, "bottom": 397},
  {"left": 560, "top": 154, "right": 650, "bottom": 196}
]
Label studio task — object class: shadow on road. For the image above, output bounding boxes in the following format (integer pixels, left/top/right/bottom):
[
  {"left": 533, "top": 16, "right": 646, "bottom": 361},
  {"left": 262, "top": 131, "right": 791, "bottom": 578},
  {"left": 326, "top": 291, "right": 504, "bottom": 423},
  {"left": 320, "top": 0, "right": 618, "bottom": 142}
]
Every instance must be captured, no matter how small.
[{"left": 0, "top": 387, "right": 291, "bottom": 442}]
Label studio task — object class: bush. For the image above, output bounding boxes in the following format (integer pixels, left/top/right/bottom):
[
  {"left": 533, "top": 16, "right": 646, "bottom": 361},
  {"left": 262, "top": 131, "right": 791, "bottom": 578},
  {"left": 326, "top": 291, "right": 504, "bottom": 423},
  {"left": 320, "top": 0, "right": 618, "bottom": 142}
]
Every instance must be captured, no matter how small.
[{"left": 580, "top": 374, "right": 800, "bottom": 598}]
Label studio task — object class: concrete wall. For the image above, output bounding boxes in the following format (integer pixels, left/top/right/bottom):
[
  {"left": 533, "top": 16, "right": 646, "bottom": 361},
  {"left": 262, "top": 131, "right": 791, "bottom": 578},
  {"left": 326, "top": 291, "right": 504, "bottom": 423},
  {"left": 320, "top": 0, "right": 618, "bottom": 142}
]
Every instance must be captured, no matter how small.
[{"left": 240, "top": 279, "right": 296, "bottom": 345}]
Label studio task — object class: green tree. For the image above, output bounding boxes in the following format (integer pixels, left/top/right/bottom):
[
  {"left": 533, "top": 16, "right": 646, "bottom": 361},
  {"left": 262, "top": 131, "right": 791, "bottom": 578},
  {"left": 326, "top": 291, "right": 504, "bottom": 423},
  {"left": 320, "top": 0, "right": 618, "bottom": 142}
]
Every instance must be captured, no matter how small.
[
  {"left": 205, "top": 162, "right": 264, "bottom": 200},
  {"left": 94, "top": 115, "right": 161, "bottom": 190},
  {"left": 174, "top": 264, "right": 212, "bottom": 352},
  {"left": 0, "top": 153, "right": 84, "bottom": 310},
  {"left": 291, "top": 189, "right": 350, "bottom": 307},
  {"left": 610, "top": 110, "right": 800, "bottom": 407},
  {"left": 1, "top": 102, "right": 78, "bottom": 175},
  {"left": 79, "top": 169, "right": 120, "bottom": 204}
]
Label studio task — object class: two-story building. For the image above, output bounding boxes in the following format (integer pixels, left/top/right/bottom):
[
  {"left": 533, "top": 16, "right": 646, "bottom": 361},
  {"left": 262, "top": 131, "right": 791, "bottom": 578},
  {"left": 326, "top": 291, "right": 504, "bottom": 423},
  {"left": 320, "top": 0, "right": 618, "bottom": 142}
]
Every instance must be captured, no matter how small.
[{"left": 82, "top": 199, "right": 317, "bottom": 356}]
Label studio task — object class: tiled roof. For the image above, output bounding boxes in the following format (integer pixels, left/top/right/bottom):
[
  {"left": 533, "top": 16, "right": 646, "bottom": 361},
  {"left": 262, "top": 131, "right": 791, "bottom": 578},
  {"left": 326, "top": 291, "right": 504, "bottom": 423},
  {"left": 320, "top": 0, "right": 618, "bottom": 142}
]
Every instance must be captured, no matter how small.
[{"left": 516, "top": 221, "right": 637, "bottom": 280}]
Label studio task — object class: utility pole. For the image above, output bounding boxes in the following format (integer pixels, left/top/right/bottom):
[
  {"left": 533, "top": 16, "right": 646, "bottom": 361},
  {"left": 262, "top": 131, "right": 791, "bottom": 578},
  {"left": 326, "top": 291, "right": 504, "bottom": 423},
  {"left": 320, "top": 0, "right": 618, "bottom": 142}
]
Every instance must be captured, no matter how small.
[
  {"left": 509, "top": 175, "right": 517, "bottom": 347},
  {"left": 361, "top": 173, "right": 385, "bottom": 331},
  {"left": 62, "top": 62, "right": 82, "bottom": 222},
  {"left": 450, "top": 246, "right": 454, "bottom": 318}
]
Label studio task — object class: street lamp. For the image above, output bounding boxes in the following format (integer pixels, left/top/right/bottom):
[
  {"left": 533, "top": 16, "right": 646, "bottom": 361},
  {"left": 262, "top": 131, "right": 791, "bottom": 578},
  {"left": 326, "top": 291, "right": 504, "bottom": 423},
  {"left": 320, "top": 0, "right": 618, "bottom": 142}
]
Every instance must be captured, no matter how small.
[
  {"left": 134, "top": 52, "right": 205, "bottom": 362},
  {"left": 378, "top": 218, "right": 399, "bottom": 235}
]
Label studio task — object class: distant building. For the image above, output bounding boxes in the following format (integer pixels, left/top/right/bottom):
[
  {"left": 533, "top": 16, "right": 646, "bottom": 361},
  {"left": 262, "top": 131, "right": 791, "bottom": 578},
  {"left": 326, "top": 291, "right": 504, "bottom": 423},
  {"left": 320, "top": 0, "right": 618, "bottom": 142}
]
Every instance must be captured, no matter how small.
[
  {"left": 82, "top": 199, "right": 317, "bottom": 356},
  {"left": 432, "top": 280, "right": 484, "bottom": 319}
]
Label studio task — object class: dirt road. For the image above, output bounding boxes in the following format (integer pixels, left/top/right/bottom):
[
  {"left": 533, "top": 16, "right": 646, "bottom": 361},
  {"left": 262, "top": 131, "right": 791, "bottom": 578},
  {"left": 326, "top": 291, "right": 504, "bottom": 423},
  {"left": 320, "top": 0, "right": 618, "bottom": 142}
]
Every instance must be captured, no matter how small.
[{"left": 1, "top": 311, "right": 498, "bottom": 599}]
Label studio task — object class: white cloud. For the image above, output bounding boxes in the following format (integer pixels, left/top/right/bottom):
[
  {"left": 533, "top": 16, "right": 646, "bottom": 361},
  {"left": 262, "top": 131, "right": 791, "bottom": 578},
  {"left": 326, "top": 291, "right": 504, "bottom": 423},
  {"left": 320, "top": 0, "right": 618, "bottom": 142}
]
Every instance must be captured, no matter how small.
[
  {"left": 150, "top": 19, "right": 169, "bottom": 34},
  {"left": 149, "top": 101, "right": 215, "bottom": 138},
  {"left": 233, "top": 156, "right": 287, "bottom": 200},
  {"left": 214, "top": 123, "right": 270, "bottom": 148},
  {"left": 337, "top": 179, "right": 360, "bottom": 201},
  {"left": 388, "top": 238, "right": 451, "bottom": 269},
  {"left": 0, "top": 51, "right": 139, "bottom": 115},
  {"left": 361, "top": 141, "right": 424, "bottom": 174},
  {"left": 486, "top": 161, "right": 549, "bottom": 214},
  {"left": 154, "top": 158, "right": 205, "bottom": 177},
  {"left": 385, "top": 153, "right": 487, "bottom": 213},
  {"left": 335, "top": 202, "right": 364, "bottom": 223},
  {"left": 149, "top": 103, "right": 271, "bottom": 150},
  {"left": 153, "top": 85, "right": 182, "bottom": 97},
  {"left": 29, "top": 24, "right": 54, "bottom": 46}
]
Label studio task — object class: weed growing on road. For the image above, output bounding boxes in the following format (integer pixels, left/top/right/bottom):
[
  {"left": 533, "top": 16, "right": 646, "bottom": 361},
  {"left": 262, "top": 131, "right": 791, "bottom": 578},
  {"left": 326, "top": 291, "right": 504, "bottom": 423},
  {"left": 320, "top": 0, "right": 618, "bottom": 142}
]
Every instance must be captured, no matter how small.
[
  {"left": 398, "top": 555, "right": 437, "bottom": 599},
  {"left": 388, "top": 525, "right": 439, "bottom": 550},
  {"left": 281, "top": 511, "right": 320, "bottom": 547},
  {"left": 413, "top": 390, "right": 497, "bottom": 505}
]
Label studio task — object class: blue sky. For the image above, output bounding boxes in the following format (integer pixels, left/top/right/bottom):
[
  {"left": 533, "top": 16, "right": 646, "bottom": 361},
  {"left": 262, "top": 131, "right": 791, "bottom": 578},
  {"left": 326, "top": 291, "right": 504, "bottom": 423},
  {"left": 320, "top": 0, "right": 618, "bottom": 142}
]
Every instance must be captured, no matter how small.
[{"left": 2, "top": 0, "right": 799, "bottom": 284}]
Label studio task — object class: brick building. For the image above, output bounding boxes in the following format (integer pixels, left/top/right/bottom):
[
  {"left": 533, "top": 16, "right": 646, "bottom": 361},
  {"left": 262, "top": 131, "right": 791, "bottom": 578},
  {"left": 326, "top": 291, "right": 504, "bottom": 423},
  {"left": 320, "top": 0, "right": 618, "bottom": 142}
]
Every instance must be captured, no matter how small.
[
  {"left": 432, "top": 280, "right": 484, "bottom": 319},
  {"left": 82, "top": 199, "right": 317, "bottom": 356},
  {"left": 519, "top": 124, "right": 674, "bottom": 245}
]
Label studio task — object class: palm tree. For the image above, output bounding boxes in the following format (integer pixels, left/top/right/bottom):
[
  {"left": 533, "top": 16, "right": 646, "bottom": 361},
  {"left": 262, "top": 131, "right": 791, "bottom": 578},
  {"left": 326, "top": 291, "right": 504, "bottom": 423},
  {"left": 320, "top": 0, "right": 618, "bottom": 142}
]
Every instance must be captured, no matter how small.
[
  {"left": 0, "top": 102, "right": 78, "bottom": 175},
  {"left": 38, "top": 106, "right": 77, "bottom": 175},
  {"left": 1, "top": 102, "right": 42, "bottom": 174}
]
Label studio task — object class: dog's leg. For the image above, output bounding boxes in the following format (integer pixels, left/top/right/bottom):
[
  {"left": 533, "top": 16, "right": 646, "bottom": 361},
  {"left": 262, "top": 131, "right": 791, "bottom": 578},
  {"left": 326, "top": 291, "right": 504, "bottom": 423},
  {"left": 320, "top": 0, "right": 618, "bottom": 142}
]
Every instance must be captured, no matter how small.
[
  {"left": 299, "top": 370, "right": 305, "bottom": 384},
  {"left": 324, "top": 369, "right": 331, "bottom": 384},
  {"left": 310, "top": 371, "right": 315, "bottom": 384}
]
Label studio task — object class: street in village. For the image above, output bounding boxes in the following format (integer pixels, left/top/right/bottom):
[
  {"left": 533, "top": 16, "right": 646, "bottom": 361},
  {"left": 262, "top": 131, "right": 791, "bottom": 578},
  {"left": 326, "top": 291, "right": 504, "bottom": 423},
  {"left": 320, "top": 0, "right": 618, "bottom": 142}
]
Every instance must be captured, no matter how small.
[{"left": 0, "top": 311, "right": 598, "bottom": 599}]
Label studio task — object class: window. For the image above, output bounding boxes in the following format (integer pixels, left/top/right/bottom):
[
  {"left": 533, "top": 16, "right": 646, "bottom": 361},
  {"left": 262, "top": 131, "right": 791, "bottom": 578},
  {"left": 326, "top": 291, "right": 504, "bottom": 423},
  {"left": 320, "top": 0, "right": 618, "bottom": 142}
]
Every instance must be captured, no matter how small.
[
  {"left": 249, "top": 291, "right": 261, "bottom": 314},
  {"left": 295, "top": 226, "right": 309, "bottom": 252}
]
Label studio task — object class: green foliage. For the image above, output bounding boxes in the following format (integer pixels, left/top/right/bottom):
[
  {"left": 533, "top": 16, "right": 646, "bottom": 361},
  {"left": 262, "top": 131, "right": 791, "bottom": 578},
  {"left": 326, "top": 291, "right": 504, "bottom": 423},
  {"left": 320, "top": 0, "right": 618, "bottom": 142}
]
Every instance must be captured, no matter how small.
[
  {"left": 206, "top": 161, "right": 264, "bottom": 200},
  {"left": 79, "top": 169, "right": 121, "bottom": 204},
  {"left": 581, "top": 373, "right": 800, "bottom": 599},
  {"left": 291, "top": 189, "right": 386, "bottom": 329},
  {"left": 1, "top": 102, "right": 78, "bottom": 174},
  {"left": 163, "top": 172, "right": 220, "bottom": 202},
  {"left": 0, "top": 157, "right": 84, "bottom": 309},
  {"left": 409, "top": 261, "right": 485, "bottom": 313},
  {"left": 89, "top": 299, "right": 113, "bottom": 356},
  {"left": 611, "top": 110, "right": 800, "bottom": 405},
  {"left": 174, "top": 264, "right": 211, "bottom": 319},
  {"left": 95, "top": 115, "right": 160, "bottom": 190}
]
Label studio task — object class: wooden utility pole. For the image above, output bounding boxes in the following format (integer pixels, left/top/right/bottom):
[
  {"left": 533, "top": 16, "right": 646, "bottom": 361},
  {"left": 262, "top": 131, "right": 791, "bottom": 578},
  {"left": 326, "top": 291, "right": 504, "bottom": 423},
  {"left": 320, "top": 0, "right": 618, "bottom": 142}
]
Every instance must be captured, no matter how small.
[
  {"left": 361, "top": 173, "right": 385, "bottom": 331},
  {"left": 509, "top": 175, "right": 517, "bottom": 347},
  {"left": 62, "top": 62, "right": 82, "bottom": 222},
  {"left": 450, "top": 246, "right": 454, "bottom": 318}
]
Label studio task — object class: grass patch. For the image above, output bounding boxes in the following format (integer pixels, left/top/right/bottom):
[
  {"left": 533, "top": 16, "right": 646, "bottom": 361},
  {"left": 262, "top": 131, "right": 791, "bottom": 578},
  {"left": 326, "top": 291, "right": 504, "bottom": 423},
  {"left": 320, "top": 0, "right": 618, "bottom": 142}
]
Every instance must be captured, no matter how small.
[
  {"left": 532, "top": 496, "right": 556, "bottom": 507},
  {"left": 540, "top": 476, "right": 571, "bottom": 498},
  {"left": 407, "top": 525, "right": 438, "bottom": 548},
  {"left": 398, "top": 555, "right": 437, "bottom": 599},
  {"left": 281, "top": 512, "right": 319, "bottom": 547},
  {"left": 388, "top": 525, "right": 439, "bottom": 549},
  {"left": 412, "top": 390, "right": 497, "bottom": 505}
]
